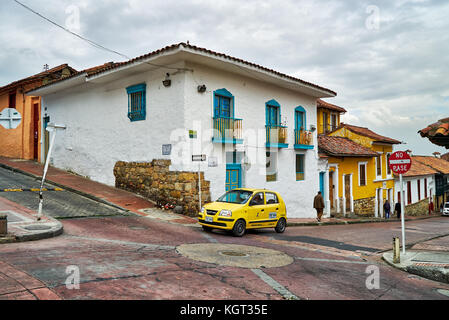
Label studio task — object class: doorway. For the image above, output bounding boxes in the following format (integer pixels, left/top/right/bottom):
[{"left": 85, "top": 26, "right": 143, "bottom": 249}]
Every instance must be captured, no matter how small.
[
  {"left": 32, "top": 103, "right": 40, "bottom": 160},
  {"left": 329, "top": 172, "right": 334, "bottom": 209},
  {"left": 345, "top": 175, "right": 351, "bottom": 213},
  {"left": 226, "top": 164, "right": 241, "bottom": 191}
]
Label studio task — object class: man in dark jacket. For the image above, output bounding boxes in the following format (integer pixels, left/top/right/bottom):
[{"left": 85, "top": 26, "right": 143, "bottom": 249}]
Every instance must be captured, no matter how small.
[
  {"left": 395, "top": 202, "right": 401, "bottom": 219},
  {"left": 313, "top": 191, "right": 325, "bottom": 222}
]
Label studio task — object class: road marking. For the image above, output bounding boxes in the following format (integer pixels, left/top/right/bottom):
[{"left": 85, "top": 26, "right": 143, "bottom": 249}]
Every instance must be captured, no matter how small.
[
  {"left": 294, "top": 256, "right": 372, "bottom": 265},
  {"left": 200, "top": 231, "right": 219, "bottom": 243},
  {"left": 67, "top": 235, "right": 175, "bottom": 250},
  {"left": 0, "top": 188, "right": 64, "bottom": 193},
  {"left": 251, "top": 268, "right": 300, "bottom": 300}
]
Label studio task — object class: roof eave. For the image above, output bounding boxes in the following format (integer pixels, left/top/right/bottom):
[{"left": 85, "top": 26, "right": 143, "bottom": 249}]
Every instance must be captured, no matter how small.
[{"left": 26, "top": 73, "right": 87, "bottom": 96}]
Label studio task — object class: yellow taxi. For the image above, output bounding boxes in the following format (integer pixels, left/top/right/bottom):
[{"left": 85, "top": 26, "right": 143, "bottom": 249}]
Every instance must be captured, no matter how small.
[{"left": 198, "top": 188, "right": 287, "bottom": 237}]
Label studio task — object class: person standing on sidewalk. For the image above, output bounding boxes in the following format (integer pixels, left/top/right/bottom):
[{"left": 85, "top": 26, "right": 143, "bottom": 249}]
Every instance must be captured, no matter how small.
[
  {"left": 383, "top": 200, "right": 391, "bottom": 219},
  {"left": 429, "top": 200, "right": 434, "bottom": 215},
  {"left": 395, "top": 201, "right": 401, "bottom": 219},
  {"left": 313, "top": 191, "right": 325, "bottom": 222}
]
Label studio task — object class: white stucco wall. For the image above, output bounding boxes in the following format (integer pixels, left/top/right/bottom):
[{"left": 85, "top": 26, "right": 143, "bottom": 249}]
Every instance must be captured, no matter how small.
[
  {"left": 42, "top": 65, "right": 186, "bottom": 186},
  {"left": 394, "top": 175, "right": 434, "bottom": 205},
  {"left": 179, "top": 62, "right": 321, "bottom": 218},
  {"left": 42, "top": 59, "right": 324, "bottom": 218}
]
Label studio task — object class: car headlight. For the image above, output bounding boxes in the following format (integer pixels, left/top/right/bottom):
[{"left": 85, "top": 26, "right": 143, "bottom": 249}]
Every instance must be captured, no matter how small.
[
  {"left": 219, "top": 210, "right": 232, "bottom": 217},
  {"left": 201, "top": 207, "right": 205, "bottom": 213}
]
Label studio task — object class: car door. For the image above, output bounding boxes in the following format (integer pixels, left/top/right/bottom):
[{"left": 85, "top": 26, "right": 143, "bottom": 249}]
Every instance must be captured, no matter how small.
[
  {"left": 265, "top": 192, "right": 280, "bottom": 226},
  {"left": 247, "top": 192, "right": 266, "bottom": 227}
]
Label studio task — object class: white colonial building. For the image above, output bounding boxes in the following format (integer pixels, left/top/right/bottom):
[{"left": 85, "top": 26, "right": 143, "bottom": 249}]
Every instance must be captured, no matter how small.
[
  {"left": 28, "top": 43, "right": 336, "bottom": 218},
  {"left": 394, "top": 156, "right": 436, "bottom": 207}
]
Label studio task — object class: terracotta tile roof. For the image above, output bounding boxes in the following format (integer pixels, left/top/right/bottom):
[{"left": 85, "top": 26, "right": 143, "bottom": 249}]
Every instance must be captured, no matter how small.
[
  {"left": 412, "top": 156, "right": 449, "bottom": 175},
  {"left": 0, "top": 64, "right": 77, "bottom": 94},
  {"left": 337, "top": 123, "right": 401, "bottom": 144},
  {"left": 419, "top": 118, "right": 449, "bottom": 148},
  {"left": 318, "top": 135, "right": 379, "bottom": 157},
  {"left": 401, "top": 156, "right": 438, "bottom": 177},
  {"left": 442, "top": 153, "right": 449, "bottom": 161},
  {"left": 317, "top": 99, "right": 347, "bottom": 113},
  {"left": 83, "top": 42, "right": 337, "bottom": 96},
  {"left": 26, "top": 62, "right": 124, "bottom": 93}
]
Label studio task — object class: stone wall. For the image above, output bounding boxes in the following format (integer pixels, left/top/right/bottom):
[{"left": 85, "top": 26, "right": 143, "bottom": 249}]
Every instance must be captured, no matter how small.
[
  {"left": 353, "top": 197, "right": 375, "bottom": 216},
  {"left": 405, "top": 198, "right": 431, "bottom": 216},
  {"left": 114, "top": 160, "right": 211, "bottom": 216}
]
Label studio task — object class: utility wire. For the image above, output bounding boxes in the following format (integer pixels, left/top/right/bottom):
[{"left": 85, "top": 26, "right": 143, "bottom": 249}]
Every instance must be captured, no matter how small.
[{"left": 12, "top": 0, "right": 189, "bottom": 72}]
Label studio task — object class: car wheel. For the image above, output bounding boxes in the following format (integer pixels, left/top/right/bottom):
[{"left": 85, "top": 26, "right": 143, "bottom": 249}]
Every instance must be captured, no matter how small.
[
  {"left": 232, "top": 219, "right": 246, "bottom": 237},
  {"left": 202, "top": 225, "right": 213, "bottom": 232},
  {"left": 275, "top": 218, "right": 287, "bottom": 233}
]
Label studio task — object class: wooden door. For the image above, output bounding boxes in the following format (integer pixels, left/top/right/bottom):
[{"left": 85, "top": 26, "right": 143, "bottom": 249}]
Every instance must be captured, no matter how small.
[
  {"left": 32, "top": 103, "right": 39, "bottom": 160},
  {"left": 226, "top": 164, "right": 241, "bottom": 191},
  {"left": 345, "top": 175, "right": 351, "bottom": 212},
  {"left": 329, "top": 173, "right": 334, "bottom": 209}
]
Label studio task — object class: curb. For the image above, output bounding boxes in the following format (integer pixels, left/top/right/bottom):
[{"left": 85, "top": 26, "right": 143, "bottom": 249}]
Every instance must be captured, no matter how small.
[
  {"left": 0, "top": 163, "right": 131, "bottom": 215},
  {"left": 287, "top": 215, "right": 442, "bottom": 227},
  {"left": 0, "top": 222, "right": 64, "bottom": 244},
  {"left": 382, "top": 251, "right": 449, "bottom": 284}
]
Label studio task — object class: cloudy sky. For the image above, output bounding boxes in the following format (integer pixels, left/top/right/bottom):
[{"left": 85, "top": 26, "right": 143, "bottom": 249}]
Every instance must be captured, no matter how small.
[{"left": 1, "top": 0, "right": 448, "bottom": 155}]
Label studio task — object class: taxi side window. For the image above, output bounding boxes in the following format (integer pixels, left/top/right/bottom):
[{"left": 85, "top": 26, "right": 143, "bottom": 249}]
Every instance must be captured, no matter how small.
[
  {"left": 250, "top": 192, "right": 265, "bottom": 206},
  {"left": 266, "top": 193, "right": 279, "bottom": 205}
]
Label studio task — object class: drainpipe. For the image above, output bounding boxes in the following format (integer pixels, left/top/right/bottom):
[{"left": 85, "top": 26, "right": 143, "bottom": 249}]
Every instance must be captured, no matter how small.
[{"left": 21, "top": 86, "right": 25, "bottom": 159}]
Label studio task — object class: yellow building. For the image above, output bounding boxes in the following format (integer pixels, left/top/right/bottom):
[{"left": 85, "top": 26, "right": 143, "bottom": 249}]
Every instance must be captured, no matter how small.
[
  {"left": 317, "top": 99, "right": 346, "bottom": 134},
  {"left": 0, "top": 64, "right": 77, "bottom": 161},
  {"left": 317, "top": 100, "right": 401, "bottom": 217}
]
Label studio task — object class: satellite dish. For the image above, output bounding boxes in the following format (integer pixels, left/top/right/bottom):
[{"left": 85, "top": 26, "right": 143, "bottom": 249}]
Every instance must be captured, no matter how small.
[{"left": 0, "top": 108, "right": 22, "bottom": 129}]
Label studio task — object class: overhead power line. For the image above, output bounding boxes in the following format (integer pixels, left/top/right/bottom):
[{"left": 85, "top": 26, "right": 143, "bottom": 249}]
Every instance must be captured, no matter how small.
[{"left": 12, "top": 0, "right": 188, "bottom": 72}]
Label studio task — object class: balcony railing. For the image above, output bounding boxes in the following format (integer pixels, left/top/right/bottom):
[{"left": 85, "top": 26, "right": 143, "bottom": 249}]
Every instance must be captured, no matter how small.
[
  {"left": 266, "top": 125, "right": 288, "bottom": 148},
  {"left": 295, "top": 129, "right": 314, "bottom": 149},
  {"left": 212, "top": 117, "right": 243, "bottom": 144}
]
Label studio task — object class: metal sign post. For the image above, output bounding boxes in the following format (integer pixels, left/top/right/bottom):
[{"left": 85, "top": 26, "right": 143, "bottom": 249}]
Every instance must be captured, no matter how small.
[
  {"left": 389, "top": 151, "right": 412, "bottom": 255},
  {"left": 192, "top": 155, "right": 207, "bottom": 211},
  {"left": 37, "top": 123, "right": 66, "bottom": 221},
  {"left": 399, "top": 173, "right": 406, "bottom": 254}
]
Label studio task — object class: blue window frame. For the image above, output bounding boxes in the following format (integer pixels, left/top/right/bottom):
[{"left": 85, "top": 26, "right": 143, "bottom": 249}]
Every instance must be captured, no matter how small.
[
  {"left": 214, "top": 88, "right": 234, "bottom": 118},
  {"left": 296, "top": 154, "right": 305, "bottom": 181},
  {"left": 126, "top": 83, "right": 146, "bottom": 122},
  {"left": 266, "top": 99, "right": 281, "bottom": 127},
  {"left": 295, "top": 106, "right": 306, "bottom": 131}
]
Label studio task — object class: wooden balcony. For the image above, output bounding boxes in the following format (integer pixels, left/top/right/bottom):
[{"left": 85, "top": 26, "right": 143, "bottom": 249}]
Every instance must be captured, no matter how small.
[
  {"left": 294, "top": 129, "right": 314, "bottom": 150},
  {"left": 212, "top": 117, "right": 243, "bottom": 144},
  {"left": 266, "top": 125, "right": 288, "bottom": 148}
]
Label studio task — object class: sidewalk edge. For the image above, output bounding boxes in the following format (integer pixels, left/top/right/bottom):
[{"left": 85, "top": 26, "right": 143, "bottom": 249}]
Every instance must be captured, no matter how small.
[{"left": 0, "top": 163, "right": 131, "bottom": 214}]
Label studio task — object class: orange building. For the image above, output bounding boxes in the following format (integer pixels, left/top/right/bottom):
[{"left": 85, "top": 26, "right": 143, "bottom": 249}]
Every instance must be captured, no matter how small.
[{"left": 0, "top": 64, "right": 77, "bottom": 161}]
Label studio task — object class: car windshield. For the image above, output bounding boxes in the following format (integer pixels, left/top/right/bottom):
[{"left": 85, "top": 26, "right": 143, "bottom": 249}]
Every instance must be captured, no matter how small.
[
  {"left": 445, "top": 203, "right": 449, "bottom": 209},
  {"left": 217, "top": 190, "right": 253, "bottom": 204}
]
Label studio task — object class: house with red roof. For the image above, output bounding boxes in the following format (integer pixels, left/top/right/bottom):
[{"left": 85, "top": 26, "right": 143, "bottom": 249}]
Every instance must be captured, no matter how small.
[
  {"left": 317, "top": 104, "right": 402, "bottom": 217},
  {"left": 27, "top": 42, "right": 337, "bottom": 217},
  {"left": 397, "top": 155, "right": 449, "bottom": 211},
  {"left": 0, "top": 64, "right": 77, "bottom": 161}
]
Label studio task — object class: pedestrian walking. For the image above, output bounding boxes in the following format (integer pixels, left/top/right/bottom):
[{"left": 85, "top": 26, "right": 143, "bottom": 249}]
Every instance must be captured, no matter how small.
[
  {"left": 429, "top": 200, "right": 434, "bottom": 215},
  {"left": 395, "top": 201, "right": 401, "bottom": 219},
  {"left": 313, "top": 191, "right": 325, "bottom": 222},
  {"left": 383, "top": 200, "right": 391, "bottom": 219}
]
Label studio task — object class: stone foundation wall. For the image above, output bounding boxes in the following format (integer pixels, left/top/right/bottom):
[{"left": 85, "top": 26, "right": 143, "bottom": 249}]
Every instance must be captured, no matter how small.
[
  {"left": 353, "top": 197, "right": 375, "bottom": 216},
  {"left": 114, "top": 160, "right": 211, "bottom": 216},
  {"left": 405, "top": 198, "right": 430, "bottom": 216}
]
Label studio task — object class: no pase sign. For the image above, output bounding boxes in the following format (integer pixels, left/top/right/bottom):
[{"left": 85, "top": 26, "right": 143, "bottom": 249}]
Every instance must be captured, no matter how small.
[{"left": 389, "top": 151, "right": 412, "bottom": 175}]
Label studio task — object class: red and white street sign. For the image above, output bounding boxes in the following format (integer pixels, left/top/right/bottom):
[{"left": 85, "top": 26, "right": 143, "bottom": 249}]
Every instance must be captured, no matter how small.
[{"left": 389, "top": 151, "right": 412, "bottom": 175}]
